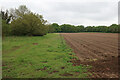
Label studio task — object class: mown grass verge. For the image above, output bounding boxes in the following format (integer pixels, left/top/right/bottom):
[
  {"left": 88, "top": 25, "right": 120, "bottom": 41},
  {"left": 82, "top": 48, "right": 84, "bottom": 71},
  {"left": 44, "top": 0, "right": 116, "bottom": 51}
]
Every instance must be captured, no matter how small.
[{"left": 2, "top": 33, "right": 91, "bottom": 78}]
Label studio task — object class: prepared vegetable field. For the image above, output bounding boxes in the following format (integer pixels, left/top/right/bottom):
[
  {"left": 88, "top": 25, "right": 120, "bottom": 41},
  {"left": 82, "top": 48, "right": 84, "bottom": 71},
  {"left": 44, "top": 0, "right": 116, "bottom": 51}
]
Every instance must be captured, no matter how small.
[{"left": 61, "top": 33, "right": 118, "bottom": 78}]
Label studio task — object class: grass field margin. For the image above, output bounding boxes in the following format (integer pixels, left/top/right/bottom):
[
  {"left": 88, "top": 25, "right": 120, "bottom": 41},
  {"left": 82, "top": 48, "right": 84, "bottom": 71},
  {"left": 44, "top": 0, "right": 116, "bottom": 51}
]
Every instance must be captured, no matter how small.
[{"left": 2, "top": 33, "right": 91, "bottom": 78}]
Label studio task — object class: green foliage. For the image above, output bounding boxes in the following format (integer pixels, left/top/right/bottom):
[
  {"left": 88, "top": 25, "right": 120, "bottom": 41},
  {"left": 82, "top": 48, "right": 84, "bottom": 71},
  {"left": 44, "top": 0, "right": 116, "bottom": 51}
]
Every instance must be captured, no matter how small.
[
  {"left": 1, "top": 10, "right": 12, "bottom": 36},
  {"left": 10, "top": 5, "right": 31, "bottom": 19},
  {"left": 108, "top": 24, "right": 119, "bottom": 33},
  {"left": 11, "top": 13, "right": 48, "bottom": 36},
  {"left": 52, "top": 23, "right": 61, "bottom": 32},
  {"left": 2, "top": 20, "right": 11, "bottom": 36},
  {"left": 76, "top": 25, "right": 85, "bottom": 32},
  {"left": 60, "top": 24, "right": 77, "bottom": 33},
  {"left": 49, "top": 23, "right": 119, "bottom": 33},
  {"left": 1, "top": 5, "right": 48, "bottom": 36},
  {"left": 47, "top": 24, "right": 55, "bottom": 33},
  {"left": 1, "top": 10, "right": 12, "bottom": 24},
  {"left": 85, "top": 26, "right": 108, "bottom": 32},
  {"left": 84, "top": 24, "right": 119, "bottom": 33},
  {"left": 8, "top": 5, "right": 48, "bottom": 36}
]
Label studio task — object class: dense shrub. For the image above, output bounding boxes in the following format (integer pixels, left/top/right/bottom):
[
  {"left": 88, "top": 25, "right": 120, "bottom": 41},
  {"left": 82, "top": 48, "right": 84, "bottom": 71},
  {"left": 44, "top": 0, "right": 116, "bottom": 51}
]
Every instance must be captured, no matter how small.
[
  {"left": 11, "top": 13, "right": 48, "bottom": 36},
  {"left": 2, "top": 20, "right": 11, "bottom": 36}
]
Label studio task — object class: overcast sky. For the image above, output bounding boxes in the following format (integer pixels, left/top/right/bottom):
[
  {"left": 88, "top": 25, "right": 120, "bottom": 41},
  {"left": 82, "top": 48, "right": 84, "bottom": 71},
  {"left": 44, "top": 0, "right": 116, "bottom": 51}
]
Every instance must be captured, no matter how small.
[{"left": 0, "top": 0, "right": 119, "bottom": 26}]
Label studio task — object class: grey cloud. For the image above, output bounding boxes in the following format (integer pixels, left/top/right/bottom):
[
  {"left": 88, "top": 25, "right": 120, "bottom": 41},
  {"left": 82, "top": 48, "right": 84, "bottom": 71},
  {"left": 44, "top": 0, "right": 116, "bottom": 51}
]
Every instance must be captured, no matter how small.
[
  {"left": 50, "top": 2, "right": 109, "bottom": 13},
  {"left": 42, "top": 1, "right": 118, "bottom": 26},
  {"left": 0, "top": 0, "right": 118, "bottom": 26},
  {"left": 47, "top": 1, "right": 117, "bottom": 19}
]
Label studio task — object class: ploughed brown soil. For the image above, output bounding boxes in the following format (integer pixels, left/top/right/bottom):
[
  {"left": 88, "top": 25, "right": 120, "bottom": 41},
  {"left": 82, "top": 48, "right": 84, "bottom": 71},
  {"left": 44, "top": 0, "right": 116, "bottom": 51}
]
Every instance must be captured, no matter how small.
[{"left": 60, "top": 33, "right": 119, "bottom": 78}]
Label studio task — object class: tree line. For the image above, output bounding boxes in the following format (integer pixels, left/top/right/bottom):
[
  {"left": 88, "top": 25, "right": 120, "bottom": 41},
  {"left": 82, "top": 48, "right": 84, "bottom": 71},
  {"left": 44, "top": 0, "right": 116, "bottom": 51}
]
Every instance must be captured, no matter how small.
[
  {"left": 48, "top": 23, "right": 120, "bottom": 33},
  {"left": 1, "top": 5, "right": 120, "bottom": 36}
]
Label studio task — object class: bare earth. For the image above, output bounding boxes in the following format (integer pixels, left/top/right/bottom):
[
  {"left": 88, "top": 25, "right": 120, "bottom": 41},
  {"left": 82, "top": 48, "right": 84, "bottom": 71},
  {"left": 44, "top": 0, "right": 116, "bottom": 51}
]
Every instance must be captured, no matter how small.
[{"left": 60, "top": 33, "right": 119, "bottom": 78}]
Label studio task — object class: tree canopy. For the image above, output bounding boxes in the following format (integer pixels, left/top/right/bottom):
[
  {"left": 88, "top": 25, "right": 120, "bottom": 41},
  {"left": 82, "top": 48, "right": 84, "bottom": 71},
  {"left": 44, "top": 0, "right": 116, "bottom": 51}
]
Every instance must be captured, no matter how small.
[
  {"left": 11, "top": 13, "right": 48, "bottom": 36},
  {"left": 48, "top": 23, "right": 119, "bottom": 33},
  {"left": 1, "top": 5, "right": 48, "bottom": 36}
]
